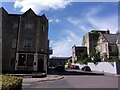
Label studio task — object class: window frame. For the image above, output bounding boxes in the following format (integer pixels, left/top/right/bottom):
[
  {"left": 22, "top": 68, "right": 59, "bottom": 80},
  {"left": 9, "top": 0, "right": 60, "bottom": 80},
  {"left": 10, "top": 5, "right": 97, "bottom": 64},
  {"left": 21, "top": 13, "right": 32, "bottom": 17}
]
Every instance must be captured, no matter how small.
[
  {"left": 12, "top": 39, "right": 16, "bottom": 49},
  {"left": 25, "top": 22, "right": 33, "bottom": 30},
  {"left": 23, "top": 39, "right": 32, "bottom": 48}
]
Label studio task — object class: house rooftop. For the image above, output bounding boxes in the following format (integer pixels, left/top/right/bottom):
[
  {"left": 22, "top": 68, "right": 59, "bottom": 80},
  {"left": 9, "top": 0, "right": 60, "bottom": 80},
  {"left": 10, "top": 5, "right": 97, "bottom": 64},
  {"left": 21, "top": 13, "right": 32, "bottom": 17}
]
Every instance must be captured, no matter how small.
[{"left": 103, "top": 34, "right": 119, "bottom": 44}]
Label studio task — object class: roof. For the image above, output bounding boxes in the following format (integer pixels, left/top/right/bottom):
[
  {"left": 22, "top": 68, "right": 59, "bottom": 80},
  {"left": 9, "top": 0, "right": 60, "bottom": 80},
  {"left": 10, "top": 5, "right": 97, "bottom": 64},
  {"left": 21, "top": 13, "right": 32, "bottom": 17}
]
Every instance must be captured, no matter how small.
[
  {"left": 103, "top": 34, "right": 119, "bottom": 44},
  {"left": 0, "top": 7, "right": 48, "bottom": 20}
]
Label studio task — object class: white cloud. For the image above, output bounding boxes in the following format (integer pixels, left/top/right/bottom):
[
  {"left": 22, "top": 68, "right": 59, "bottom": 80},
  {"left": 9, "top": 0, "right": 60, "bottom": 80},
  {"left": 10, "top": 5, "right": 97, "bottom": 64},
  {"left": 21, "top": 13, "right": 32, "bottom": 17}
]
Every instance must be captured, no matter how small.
[
  {"left": 14, "top": 0, "right": 72, "bottom": 14},
  {"left": 51, "top": 30, "right": 82, "bottom": 57},
  {"left": 67, "top": 17, "right": 89, "bottom": 31},
  {"left": 67, "top": 5, "right": 118, "bottom": 33},
  {"left": 85, "top": 6, "right": 118, "bottom": 33},
  {"left": 49, "top": 18, "right": 60, "bottom": 23}
]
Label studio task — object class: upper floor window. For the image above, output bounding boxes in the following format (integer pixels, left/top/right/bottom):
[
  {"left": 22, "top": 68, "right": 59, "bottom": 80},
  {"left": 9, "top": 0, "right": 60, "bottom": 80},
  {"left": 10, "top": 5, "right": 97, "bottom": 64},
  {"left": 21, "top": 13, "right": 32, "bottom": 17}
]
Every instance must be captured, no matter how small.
[
  {"left": 109, "top": 46, "right": 112, "bottom": 51},
  {"left": 13, "top": 23, "right": 18, "bottom": 29},
  {"left": 12, "top": 39, "right": 16, "bottom": 48},
  {"left": 42, "top": 26, "right": 45, "bottom": 32},
  {"left": 23, "top": 39, "right": 32, "bottom": 48},
  {"left": 25, "top": 23, "right": 33, "bottom": 30}
]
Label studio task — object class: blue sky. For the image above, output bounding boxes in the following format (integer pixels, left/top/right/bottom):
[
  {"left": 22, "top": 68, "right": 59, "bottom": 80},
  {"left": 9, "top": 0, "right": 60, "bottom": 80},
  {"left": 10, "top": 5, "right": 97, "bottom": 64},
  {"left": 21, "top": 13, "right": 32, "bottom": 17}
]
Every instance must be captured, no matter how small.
[{"left": 1, "top": 0, "right": 119, "bottom": 57}]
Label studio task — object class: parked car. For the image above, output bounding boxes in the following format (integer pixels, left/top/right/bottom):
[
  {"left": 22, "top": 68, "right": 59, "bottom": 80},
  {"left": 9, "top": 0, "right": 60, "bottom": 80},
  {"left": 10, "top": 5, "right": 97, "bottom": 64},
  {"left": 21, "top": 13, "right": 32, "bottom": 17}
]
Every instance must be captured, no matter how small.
[
  {"left": 71, "top": 65, "right": 80, "bottom": 70},
  {"left": 81, "top": 66, "right": 91, "bottom": 72},
  {"left": 55, "top": 65, "right": 65, "bottom": 72}
]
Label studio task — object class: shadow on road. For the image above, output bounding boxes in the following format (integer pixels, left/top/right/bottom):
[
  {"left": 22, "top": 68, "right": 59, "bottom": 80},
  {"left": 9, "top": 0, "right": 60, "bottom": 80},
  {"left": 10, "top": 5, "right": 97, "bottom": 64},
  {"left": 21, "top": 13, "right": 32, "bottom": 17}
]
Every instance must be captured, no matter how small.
[{"left": 48, "top": 68, "right": 104, "bottom": 76}]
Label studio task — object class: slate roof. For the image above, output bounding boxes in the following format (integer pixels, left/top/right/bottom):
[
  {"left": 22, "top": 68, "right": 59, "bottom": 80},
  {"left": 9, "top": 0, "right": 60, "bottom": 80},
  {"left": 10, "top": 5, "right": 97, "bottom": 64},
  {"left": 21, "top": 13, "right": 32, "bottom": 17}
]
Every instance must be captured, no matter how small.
[{"left": 103, "top": 34, "right": 119, "bottom": 44}]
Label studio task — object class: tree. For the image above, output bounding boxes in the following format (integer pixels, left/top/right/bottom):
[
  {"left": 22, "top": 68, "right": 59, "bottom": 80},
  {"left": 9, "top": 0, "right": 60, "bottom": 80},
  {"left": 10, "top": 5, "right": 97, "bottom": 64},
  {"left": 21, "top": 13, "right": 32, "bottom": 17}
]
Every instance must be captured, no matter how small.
[
  {"left": 90, "top": 49, "right": 101, "bottom": 64},
  {"left": 77, "top": 53, "right": 90, "bottom": 65}
]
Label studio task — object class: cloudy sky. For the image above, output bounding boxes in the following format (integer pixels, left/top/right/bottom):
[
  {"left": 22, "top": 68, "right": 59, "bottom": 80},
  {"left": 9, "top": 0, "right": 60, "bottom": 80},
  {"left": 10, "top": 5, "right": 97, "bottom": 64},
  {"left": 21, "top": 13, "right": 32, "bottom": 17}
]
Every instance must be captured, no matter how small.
[{"left": 1, "top": 0, "right": 119, "bottom": 57}]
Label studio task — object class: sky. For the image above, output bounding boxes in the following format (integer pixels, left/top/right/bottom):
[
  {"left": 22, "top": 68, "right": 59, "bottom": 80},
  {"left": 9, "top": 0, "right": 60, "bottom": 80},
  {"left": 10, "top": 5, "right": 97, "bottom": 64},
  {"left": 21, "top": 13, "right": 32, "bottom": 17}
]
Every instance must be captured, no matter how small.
[{"left": 1, "top": 0, "right": 119, "bottom": 57}]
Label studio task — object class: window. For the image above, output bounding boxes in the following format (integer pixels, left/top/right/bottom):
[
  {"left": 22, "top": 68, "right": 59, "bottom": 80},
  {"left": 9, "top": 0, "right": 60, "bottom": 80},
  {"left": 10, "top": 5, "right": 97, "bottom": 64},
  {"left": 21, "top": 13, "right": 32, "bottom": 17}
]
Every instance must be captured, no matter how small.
[
  {"left": 12, "top": 39, "right": 16, "bottom": 48},
  {"left": 42, "top": 26, "right": 45, "bottom": 32},
  {"left": 23, "top": 39, "right": 32, "bottom": 48},
  {"left": 13, "top": 23, "right": 18, "bottom": 29},
  {"left": 18, "top": 54, "right": 34, "bottom": 67},
  {"left": 18, "top": 54, "right": 26, "bottom": 66},
  {"left": 26, "top": 55, "right": 34, "bottom": 66},
  {"left": 25, "top": 23, "right": 33, "bottom": 30},
  {"left": 109, "top": 46, "right": 112, "bottom": 51}
]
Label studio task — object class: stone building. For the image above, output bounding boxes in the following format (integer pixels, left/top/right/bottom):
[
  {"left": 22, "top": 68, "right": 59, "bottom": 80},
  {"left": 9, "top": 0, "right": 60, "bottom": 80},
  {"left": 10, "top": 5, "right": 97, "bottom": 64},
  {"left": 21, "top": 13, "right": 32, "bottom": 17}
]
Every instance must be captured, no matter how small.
[
  {"left": 2, "top": 7, "right": 50, "bottom": 75},
  {"left": 96, "top": 33, "right": 120, "bottom": 60},
  {"left": 117, "top": 35, "right": 120, "bottom": 58},
  {"left": 82, "top": 30, "right": 110, "bottom": 56},
  {"left": 72, "top": 45, "right": 87, "bottom": 62}
]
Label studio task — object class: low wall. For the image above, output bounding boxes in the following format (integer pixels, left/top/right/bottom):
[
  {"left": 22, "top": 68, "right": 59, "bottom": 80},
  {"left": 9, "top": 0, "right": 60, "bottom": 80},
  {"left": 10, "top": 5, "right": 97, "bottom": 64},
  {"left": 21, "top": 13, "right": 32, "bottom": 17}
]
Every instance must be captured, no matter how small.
[{"left": 87, "top": 62, "right": 120, "bottom": 74}]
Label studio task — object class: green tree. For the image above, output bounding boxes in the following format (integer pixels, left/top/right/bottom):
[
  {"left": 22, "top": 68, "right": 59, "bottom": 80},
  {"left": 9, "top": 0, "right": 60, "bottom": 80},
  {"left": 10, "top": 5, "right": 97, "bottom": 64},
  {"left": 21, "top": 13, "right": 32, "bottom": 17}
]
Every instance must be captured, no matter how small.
[
  {"left": 77, "top": 53, "right": 90, "bottom": 65},
  {"left": 90, "top": 49, "right": 101, "bottom": 64}
]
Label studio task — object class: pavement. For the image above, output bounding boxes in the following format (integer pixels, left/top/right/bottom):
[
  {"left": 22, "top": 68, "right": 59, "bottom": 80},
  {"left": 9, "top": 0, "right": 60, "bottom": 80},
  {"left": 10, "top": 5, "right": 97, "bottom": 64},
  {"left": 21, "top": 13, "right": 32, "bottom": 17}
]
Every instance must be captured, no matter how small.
[{"left": 23, "top": 75, "right": 64, "bottom": 83}]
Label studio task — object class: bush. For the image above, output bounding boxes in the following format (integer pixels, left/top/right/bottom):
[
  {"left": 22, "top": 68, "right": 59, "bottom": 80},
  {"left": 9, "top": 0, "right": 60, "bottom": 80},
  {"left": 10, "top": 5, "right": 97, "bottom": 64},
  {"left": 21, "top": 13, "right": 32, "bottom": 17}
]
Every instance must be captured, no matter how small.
[
  {"left": 104, "top": 58, "right": 120, "bottom": 62},
  {"left": 2, "top": 75, "right": 23, "bottom": 90}
]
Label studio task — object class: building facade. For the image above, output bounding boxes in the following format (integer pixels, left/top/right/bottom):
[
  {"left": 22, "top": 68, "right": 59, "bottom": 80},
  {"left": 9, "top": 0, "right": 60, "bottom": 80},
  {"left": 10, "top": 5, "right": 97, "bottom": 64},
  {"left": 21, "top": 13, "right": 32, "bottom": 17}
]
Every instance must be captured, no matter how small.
[
  {"left": 72, "top": 45, "right": 87, "bottom": 62},
  {"left": 96, "top": 33, "right": 119, "bottom": 60},
  {"left": 117, "top": 35, "right": 120, "bottom": 58},
  {"left": 82, "top": 30, "right": 110, "bottom": 56},
  {"left": 49, "top": 57, "right": 69, "bottom": 68},
  {"left": 2, "top": 7, "right": 49, "bottom": 74}
]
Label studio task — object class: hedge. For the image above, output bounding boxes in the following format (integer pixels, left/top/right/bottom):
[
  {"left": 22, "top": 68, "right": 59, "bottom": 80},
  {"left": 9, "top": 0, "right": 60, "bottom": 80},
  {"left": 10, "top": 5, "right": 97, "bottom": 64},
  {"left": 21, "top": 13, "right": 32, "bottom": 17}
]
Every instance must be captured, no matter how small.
[{"left": 2, "top": 75, "right": 23, "bottom": 90}]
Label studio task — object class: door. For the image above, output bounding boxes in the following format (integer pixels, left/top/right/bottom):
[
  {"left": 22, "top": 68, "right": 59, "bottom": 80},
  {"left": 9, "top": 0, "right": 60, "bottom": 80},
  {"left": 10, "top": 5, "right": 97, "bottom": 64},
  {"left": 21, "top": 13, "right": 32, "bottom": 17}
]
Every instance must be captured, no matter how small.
[{"left": 38, "top": 59, "right": 44, "bottom": 72}]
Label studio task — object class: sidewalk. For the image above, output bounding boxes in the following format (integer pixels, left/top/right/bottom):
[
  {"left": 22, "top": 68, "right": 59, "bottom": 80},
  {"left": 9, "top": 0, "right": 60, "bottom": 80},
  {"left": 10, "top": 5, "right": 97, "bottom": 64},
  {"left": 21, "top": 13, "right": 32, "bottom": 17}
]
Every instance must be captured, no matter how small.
[{"left": 23, "top": 75, "right": 64, "bottom": 83}]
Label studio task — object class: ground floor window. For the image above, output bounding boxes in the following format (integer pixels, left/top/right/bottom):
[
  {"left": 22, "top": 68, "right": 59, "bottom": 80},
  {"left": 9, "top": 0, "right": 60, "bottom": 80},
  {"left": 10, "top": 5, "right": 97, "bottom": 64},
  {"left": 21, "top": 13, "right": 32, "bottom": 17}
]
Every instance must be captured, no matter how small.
[
  {"left": 18, "top": 54, "right": 34, "bottom": 67},
  {"left": 26, "top": 55, "right": 34, "bottom": 66}
]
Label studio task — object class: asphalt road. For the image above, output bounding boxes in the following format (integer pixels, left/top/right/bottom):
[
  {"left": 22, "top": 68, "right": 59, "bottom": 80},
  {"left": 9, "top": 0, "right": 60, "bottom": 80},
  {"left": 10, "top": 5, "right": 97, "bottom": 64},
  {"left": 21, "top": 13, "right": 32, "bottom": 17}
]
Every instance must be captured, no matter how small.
[{"left": 22, "top": 69, "right": 120, "bottom": 90}]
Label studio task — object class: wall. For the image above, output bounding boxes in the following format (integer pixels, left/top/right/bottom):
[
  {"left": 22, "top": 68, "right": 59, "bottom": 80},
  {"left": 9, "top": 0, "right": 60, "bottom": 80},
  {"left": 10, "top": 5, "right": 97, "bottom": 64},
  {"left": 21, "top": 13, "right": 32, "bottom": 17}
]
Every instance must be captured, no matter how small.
[{"left": 87, "top": 62, "right": 120, "bottom": 74}]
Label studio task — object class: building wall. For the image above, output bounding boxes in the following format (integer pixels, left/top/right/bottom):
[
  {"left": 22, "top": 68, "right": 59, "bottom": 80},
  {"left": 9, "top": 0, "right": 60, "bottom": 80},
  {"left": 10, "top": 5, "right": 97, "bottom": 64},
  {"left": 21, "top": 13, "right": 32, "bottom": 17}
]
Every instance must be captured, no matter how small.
[
  {"left": 2, "top": 8, "right": 16, "bottom": 71},
  {"left": 96, "top": 33, "right": 118, "bottom": 60},
  {"left": 82, "top": 34, "right": 90, "bottom": 55},
  {"left": 49, "top": 57, "right": 68, "bottom": 67},
  {"left": 82, "top": 30, "right": 109, "bottom": 56},
  {"left": 72, "top": 46, "right": 87, "bottom": 62},
  {"left": 118, "top": 44, "right": 120, "bottom": 58},
  {"left": 2, "top": 8, "right": 49, "bottom": 73},
  {"left": 96, "top": 34, "right": 109, "bottom": 59}
]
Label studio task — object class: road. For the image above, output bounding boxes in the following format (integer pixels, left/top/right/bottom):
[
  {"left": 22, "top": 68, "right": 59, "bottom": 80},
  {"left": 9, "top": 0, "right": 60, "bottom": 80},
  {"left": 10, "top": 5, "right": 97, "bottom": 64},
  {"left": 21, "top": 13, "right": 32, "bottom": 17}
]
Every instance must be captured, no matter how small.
[{"left": 22, "top": 69, "right": 120, "bottom": 90}]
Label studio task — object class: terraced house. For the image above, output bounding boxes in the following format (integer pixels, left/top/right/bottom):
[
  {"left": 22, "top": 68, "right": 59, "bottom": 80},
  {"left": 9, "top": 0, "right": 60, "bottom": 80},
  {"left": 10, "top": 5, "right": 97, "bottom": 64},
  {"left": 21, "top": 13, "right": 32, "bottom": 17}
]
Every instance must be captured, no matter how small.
[{"left": 2, "top": 7, "right": 50, "bottom": 75}]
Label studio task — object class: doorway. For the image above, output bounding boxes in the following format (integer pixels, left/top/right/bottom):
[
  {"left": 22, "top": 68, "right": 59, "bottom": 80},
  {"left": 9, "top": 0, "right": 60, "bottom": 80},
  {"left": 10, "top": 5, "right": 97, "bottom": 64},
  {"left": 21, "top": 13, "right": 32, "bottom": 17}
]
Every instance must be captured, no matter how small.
[{"left": 38, "top": 59, "right": 44, "bottom": 72}]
